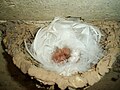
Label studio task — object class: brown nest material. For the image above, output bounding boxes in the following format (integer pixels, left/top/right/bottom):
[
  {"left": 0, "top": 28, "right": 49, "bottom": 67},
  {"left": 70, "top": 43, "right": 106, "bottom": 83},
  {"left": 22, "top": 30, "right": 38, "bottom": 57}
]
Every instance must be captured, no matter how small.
[{"left": 1, "top": 20, "right": 120, "bottom": 89}]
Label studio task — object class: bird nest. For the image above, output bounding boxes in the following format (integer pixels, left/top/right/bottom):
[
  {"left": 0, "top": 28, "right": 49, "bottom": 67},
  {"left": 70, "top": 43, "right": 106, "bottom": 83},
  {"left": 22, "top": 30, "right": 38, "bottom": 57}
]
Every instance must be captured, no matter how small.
[{"left": 1, "top": 20, "right": 119, "bottom": 89}]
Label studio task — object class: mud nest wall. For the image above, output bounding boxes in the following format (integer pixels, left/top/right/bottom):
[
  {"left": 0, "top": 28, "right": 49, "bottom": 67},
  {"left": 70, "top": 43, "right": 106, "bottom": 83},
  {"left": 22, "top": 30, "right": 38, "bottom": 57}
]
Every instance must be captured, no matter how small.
[{"left": 1, "top": 20, "right": 120, "bottom": 89}]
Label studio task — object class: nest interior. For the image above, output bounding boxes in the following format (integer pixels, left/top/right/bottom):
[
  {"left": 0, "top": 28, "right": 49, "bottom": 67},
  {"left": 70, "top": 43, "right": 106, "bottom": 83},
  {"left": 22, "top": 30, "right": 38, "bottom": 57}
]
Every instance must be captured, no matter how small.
[{"left": 1, "top": 20, "right": 120, "bottom": 89}]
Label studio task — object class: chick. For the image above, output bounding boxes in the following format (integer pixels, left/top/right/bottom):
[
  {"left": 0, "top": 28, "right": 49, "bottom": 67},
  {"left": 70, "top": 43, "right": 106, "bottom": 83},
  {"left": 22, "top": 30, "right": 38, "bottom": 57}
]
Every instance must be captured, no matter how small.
[{"left": 52, "top": 47, "right": 71, "bottom": 63}]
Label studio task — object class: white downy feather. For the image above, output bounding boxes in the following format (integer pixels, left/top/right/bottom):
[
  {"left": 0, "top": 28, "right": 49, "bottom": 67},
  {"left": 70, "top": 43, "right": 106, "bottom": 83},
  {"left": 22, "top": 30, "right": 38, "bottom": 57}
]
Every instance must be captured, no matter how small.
[{"left": 25, "top": 17, "right": 103, "bottom": 76}]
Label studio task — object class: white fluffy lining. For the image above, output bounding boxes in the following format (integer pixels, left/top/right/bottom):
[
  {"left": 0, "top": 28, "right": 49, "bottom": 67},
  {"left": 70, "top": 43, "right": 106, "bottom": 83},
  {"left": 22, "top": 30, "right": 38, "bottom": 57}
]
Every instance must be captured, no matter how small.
[{"left": 25, "top": 17, "right": 103, "bottom": 76}]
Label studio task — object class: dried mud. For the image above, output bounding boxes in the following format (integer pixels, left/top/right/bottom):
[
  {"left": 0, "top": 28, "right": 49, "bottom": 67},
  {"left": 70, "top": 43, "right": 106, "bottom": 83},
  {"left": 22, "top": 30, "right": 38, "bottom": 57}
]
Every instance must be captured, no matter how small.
[{"left": 0, "top": 20, "right": 120, "bottom": 90}]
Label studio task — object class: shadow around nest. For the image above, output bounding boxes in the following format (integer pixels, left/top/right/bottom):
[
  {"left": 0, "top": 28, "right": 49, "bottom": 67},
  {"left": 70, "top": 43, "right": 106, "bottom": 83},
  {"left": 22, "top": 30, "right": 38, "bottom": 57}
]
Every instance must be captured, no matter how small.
[
  {"left": 86, "top": 54, "right": 120, "bottom": 90},
  {"left": 1, "top": 40, "right": 52, "bottom": 90}
]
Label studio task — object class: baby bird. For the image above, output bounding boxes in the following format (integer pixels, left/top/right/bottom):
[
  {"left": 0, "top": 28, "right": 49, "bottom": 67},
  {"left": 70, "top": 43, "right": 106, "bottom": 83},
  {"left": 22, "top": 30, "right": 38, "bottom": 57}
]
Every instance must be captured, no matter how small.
[{"left": 52, "top": 47, "right": 71, "bottom": 63}]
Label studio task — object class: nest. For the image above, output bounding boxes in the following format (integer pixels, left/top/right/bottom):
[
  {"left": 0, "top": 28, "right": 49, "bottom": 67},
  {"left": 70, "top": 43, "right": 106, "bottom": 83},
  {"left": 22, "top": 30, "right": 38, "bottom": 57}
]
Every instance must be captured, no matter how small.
[{"left": 1, "top": 20, "right": 120, "bottom": 89}]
